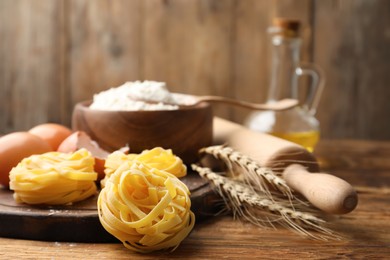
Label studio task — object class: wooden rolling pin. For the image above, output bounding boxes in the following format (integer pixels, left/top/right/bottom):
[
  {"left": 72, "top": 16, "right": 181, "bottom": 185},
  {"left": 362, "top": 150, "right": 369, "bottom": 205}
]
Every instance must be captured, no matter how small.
[{"left": 212, "top": 117, "right": 358, "bottom": 215}]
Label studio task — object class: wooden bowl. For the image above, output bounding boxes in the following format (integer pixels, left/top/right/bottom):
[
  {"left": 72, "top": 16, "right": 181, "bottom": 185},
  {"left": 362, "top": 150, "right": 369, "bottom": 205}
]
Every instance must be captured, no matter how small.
[{"left": 72, "top": 101, "right": 213, "bottom": 164}]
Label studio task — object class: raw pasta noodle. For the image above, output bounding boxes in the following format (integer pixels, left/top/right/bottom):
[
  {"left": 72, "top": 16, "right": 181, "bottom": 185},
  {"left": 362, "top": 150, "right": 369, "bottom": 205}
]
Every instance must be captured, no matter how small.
[
  {"left": 102, "top": 147, "right": 186, "bottom": 187},
  {"left": 135, "top": 147, "right": 187, "bottom": 178},
  {"left": 103, "top": 151, "right": 137, "bottom": 179},
  {"left": 98, "top": 161, "right": 195, "bottom": 253},
  {"left": 9, "top": 149, "right": 97, "bottom": 205}
]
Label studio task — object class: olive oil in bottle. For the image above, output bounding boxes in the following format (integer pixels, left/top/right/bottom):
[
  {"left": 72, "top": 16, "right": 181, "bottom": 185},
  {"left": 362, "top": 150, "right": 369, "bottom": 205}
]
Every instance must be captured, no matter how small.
[
  {"left": 270, "top": 131, "right": 320, "bottom": 152},
  {"left": 244, "top": 18, "right": 324, "bottom": 152}
]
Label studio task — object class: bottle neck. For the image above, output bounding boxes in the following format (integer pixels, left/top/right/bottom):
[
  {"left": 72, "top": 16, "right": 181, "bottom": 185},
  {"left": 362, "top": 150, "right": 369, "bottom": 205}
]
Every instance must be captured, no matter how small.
[{"left": 267, "top": 35, "right": 301, "bottom": 102}]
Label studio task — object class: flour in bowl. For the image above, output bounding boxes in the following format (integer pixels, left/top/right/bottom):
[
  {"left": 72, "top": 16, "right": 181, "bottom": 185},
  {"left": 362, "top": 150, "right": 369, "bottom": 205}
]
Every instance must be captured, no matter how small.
[{"left": 89, "top": 81, "right": 179, "bottom": 111}]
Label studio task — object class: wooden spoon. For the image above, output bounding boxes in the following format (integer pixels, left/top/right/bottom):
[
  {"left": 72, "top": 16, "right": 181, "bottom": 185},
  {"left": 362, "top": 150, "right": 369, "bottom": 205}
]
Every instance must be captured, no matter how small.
[{"left": 137, "top": 93, "right": 299, "bottom": 111}]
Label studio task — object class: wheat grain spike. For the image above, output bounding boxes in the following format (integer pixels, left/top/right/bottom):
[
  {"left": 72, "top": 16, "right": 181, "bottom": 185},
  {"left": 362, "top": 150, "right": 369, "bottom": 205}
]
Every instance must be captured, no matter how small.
[
  {"left": 192, "top": 164, "right": 339, "bottom": 241},
  {"left": 200, "top": 145, "right": 293, "bottom": 199}
]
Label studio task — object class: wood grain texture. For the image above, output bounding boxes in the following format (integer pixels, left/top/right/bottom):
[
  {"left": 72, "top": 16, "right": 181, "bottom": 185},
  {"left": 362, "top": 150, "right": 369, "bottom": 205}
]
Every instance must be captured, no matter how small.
[
  {"left": 0, "top": 139, "right": 389, "bottom": 259},
  {"left": 0, "top": 0, "right": 390, "bottom": 140},
  {"left": 68, "top": 0, "right": 142, "bottom": 105},
  {"left": 142, "top": 0, "right": 235, "bottom": 119},
  {"left": 0, "top": 0, "right": 65, "bottom": 133},
  {"left": 314, "top": 0, "right": 390, "bottom": 140}
]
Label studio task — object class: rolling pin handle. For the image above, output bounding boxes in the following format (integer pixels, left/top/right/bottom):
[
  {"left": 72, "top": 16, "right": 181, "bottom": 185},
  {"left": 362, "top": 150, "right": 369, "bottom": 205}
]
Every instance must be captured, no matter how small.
[{"left": 282, "top": 164, "right": 358, "bottom": 214}]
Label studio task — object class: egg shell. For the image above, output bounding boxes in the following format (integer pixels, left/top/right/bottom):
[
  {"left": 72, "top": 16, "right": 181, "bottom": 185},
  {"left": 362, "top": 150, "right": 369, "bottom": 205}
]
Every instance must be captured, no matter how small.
[
  {"left": 29, "top": 123, "right": 72, "bottom": 150},
  {"left": 58, "top": 131, "right": 110, "bottom": 181},
  {"left": 0, "top": 132, "right": 52, "bottom": 187}
]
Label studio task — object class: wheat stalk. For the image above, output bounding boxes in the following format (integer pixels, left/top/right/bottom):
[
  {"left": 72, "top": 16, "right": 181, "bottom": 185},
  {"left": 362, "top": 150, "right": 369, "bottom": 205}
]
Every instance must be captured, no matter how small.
[
  {"left": 192, "top": 164, "right": 339, "bottom": 240},
  {"left": 200, "top": 145, "right": 293, "bottom": 199}
]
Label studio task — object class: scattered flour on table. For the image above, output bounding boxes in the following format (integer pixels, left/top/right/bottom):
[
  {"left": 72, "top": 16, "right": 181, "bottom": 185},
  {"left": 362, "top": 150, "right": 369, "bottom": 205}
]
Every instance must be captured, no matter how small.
[{"left": 89, "top": 81, "right": 179, "bottom": 111}]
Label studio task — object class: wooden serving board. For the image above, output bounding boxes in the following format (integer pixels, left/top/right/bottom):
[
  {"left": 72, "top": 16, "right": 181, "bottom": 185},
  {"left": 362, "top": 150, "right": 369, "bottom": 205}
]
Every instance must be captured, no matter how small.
[{"left": 0, "top": 172, "right": 219, "bottom": 242}]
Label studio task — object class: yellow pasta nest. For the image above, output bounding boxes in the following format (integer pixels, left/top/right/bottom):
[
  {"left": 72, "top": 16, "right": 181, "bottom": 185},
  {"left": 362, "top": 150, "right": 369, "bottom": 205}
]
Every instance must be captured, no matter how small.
[
  {"left": 9, "top": 148, "right": 97, "bottom": 205},
  {"left": 102, "top": 147, "right": 186, "bottom": 187},
  {"left": 98, "top": 161, "right": 195, "bottom": 253}
]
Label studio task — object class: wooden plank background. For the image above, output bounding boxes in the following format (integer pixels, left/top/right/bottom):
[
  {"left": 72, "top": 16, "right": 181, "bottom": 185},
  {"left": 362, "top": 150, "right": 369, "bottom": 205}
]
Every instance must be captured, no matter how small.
[{"left": 0, "top": 0, "right": 389, "bottom": 140}]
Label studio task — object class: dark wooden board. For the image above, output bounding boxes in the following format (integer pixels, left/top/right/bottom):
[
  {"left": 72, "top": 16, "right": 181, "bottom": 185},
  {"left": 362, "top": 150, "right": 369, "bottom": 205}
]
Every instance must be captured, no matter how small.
[{"left": 0, "top": 172, "right": 218, "bottom": 243}]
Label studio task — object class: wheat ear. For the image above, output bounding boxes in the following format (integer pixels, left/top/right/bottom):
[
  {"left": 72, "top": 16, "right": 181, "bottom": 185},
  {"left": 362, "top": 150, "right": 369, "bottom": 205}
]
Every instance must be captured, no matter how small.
[
  {"left": 192, "top": 164, "right": 339, "bottom": 241},
  {"left": 200, "top": 145, "right": 293, "bottom": 199}
]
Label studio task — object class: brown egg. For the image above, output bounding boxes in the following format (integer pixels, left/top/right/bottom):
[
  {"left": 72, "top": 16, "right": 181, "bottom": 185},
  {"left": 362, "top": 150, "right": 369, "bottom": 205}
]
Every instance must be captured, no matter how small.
[
  {"left": 29, "top": 123, "right": 72, "bottom": 150},
  {"left": 0, "top": 132, "right": 52, "bottom": 187}
]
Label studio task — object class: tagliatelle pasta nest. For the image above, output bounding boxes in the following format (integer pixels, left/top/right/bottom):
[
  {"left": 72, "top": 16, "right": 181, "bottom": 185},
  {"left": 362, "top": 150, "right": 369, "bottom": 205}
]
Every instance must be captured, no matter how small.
[
  {"left": 9, "top": 149, "right": 97, "bottom": 205},
  {"left": 98, "top": 161, "right": 195, "bottom": 253},
  {"left": 101, "top": 147, "right": 187, "bottom": 187},
  {"left": 135, "top": 147, "right": 187, "bottom": 178}
]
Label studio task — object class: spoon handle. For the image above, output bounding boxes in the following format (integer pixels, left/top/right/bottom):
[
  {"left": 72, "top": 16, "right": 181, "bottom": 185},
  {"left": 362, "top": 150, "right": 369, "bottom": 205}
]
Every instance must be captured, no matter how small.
[
  {"left": 195, "top": 96, "right": 299, "bottom": 111},
  {"left": 134, "top": 93, "right": 299, "bottom": 111}
]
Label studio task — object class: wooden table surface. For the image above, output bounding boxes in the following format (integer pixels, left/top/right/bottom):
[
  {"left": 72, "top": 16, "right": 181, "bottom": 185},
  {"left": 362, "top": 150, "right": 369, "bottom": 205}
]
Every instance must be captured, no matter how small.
[{"left": 1, "top": 139, "right": 389, "bottom": 259}]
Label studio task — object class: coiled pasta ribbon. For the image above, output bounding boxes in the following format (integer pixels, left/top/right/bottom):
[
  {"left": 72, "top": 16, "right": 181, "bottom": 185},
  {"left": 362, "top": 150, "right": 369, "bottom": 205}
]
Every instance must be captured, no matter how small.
[
  {"left": 102, "top": 147, "right": 186, "bottom": 187},
  {"left": 9, "top": 149, "right": 97, "bottom": 205},
  {"left": 98, "top": 161, "right": 195, "bottom": 253}
]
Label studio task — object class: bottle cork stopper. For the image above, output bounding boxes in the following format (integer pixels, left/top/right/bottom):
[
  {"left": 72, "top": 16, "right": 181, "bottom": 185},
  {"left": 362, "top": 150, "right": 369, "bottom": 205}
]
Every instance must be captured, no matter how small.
[{"left": 271, "top": 18, "right": 301, "bottom": 38}]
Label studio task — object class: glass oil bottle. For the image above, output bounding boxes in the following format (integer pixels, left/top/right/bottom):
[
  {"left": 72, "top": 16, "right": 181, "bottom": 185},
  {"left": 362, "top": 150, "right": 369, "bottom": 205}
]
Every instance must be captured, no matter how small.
[{"left": 244, "top": 18, "right": 324, "bottom": 152}]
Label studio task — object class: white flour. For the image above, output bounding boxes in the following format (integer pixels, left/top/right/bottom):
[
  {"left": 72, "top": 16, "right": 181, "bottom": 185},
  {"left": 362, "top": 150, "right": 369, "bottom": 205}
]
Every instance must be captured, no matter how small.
[{"left": 89, "top": 81, "right": 179, "bottom": 111}]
